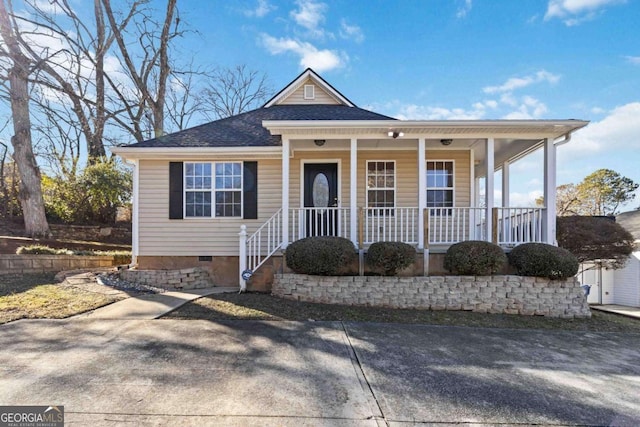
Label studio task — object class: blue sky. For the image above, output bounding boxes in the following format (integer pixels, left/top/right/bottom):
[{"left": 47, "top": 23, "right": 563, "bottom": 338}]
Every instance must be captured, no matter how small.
[{"left": 176, "top": 0, "right": 640, "bottom": 210}]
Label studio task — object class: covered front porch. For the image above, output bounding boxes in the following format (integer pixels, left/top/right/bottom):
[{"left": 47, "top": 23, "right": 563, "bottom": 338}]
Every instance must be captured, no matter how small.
[{"left": 239, "top": 120, "right": 588, "bottom": 285}]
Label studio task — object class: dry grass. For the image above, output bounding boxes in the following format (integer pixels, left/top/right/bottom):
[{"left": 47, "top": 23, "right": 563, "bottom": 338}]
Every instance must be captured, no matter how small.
[
  {"left": 0, "top": 273, "right": 119, "bottom": 324},
  {"left": 166, "top": 292, "right": 640, "bottom": 333}
]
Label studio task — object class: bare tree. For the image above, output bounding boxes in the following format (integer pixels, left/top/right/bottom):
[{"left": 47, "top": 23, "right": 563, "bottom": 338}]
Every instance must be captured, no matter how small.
[
  {"left": 200, "top": 65, "right": 272, "bottom": 120},
  {"left": 0, "top": 0, "right": 50, "bottom": 236},
  {"left": 102, "top": 0, "right": 178, "bottom": 140}
]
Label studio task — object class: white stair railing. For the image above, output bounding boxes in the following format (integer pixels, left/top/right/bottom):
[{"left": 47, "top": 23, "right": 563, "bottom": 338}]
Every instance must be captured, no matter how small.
[{"left": 239, "top": 209, "right": 283, "bottom": 291}]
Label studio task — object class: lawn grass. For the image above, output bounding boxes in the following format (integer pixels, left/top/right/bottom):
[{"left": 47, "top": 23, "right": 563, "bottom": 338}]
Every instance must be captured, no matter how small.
[
  {"left": 0, "top": 273, "right": 119, "bottom": 324},
  {"left": 166, "top": 292, "right": 640, "bottom": 333}
]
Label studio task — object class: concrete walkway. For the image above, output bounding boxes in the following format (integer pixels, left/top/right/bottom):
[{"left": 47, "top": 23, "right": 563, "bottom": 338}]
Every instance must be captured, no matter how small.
[
  {"left": 591, "top": 304, "right": 640, "bottom": 319},
  {"left": 77, "top": 287, "right": 238, "bottom": 319}
]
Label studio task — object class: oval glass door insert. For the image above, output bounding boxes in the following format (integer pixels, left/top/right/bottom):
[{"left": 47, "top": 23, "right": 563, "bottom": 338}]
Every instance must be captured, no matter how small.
[{"left": 312, "top": 173, "right": 330, "bottom": 208}]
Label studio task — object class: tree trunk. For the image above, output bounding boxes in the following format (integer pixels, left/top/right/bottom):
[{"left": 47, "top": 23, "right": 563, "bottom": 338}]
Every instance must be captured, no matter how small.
[{"left": 0, "top": 0, "right": 50, "bottom": 237}]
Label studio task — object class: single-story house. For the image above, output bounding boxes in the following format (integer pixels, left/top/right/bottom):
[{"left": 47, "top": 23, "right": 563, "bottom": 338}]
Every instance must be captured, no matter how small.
[
  {"left": 112, "top": 68, "right": 588, "bottom": 291},
  {"left": 583, "top": 210, "right": 640, "bottom": 306}
]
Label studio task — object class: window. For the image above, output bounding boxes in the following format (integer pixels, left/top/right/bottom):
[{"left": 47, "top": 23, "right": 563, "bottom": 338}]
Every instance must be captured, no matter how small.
[
  {"left": 184, "top": 162, "right": 242, "bottom": 218},
  {"left": 367, "top": 161, "right": 395, "bottom": 215},
  {"left": 303, "top": 84, "right": 315, "bottom": 99},
  {"left": 427, "top": 161, "right": 454, "bottom": 214}
]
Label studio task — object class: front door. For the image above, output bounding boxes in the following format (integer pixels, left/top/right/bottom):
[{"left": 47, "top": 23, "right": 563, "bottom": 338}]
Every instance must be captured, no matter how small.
[{"left": 303, "top": 163, "right": 339, "bottom": 237}]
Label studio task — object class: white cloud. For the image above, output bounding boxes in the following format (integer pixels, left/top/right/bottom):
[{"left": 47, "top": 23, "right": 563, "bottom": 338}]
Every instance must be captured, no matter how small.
[
  {"left": 625, "top": 55, "right": 640, "bottom": 65},
  {"left": 380, "top": 101, "right": 486, "bottom": 120},
  {"left": 290, "top": 0, "right": 328, "bottom": 39},
  {"left": 339, "top": 19, "right": 364, "bottom": 43},
  {"left": 483, "top": 70, "right": 560, "bottom": 94},
  {"left": 502, "top": 96, "right": 548, "bottom": 119},
  {"left": 544, "top": 0, "right": 627, "bottom": 26},
  {"left": 510, "top": 190, "right": 544, "bottom": 207},
  {"left": 259, "top": 34, "right": 345, "bottom": 72},
  {"left": 561, "top": 102, "right": 640, "bottom": 156},
  {"left": 456, "top": 0, "right": 473, "bottom": 18},
  {"left": 244, "top": 0, "right": 275, "bottom": 17}
]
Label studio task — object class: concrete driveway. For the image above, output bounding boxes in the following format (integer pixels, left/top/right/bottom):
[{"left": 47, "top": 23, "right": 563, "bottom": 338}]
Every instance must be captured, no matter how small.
[{"left": 1, "top": 319, "right": 639, "bottom": 426}]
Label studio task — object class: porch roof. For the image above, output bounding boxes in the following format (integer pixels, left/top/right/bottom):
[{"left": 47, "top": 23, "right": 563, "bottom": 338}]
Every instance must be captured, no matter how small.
[{"left": 263, "top": 119, "right": 589, "bottom": 140}]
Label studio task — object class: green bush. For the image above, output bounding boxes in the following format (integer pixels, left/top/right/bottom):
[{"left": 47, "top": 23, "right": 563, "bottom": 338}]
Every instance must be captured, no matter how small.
[
  {"left": 42, "top": 160, "right": 132, "bottom": 225},
  {"left": 443, "top": 240, "right": 507, "bottom": 275},
  {"left": 508, "top": 243, "right": 579, "bottom": 280},
  {"left": 366, "top": 241, "right": 416, "bottom": 276},
  {"left": 285, "top": 236, "right": 357, "bottom": 276}
]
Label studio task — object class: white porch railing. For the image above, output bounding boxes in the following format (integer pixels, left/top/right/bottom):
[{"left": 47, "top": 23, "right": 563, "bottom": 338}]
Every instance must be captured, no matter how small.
[
  {"left": 427, "top": 207, "right": 487, "bottom": 244},
  {"left": 289, "top": 207, "right": 351, "bottom": 241},
  {"left": 494, "top": 207, "right": 545, "bottom": 245},
  {"left": 239, "top": 205, "right": 548, "bottom": 288},
  {"left": 362, "top": 207, "right": 419, "bottom": 245},
  {"left": 243, "top": 209, "right": 283, "bottom": 275}
]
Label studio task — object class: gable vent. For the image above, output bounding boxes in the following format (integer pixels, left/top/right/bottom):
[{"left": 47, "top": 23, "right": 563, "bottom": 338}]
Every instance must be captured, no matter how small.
[{"left": 304, "top": 84, "right": 315, "bottom": 100}]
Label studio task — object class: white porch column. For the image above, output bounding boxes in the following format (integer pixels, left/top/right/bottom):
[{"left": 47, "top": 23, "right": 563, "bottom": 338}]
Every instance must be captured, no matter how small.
[
  {"left": 131, "top": 159, "right": 139, "bottom": 265},
  {"left": 485, "top": 138, "right": 495, "bottom": 242},
  {"left": 282, "top": 137, "right": 290, "bottom": 248},
  {"left": 543, "top": 137, "right": 557, "bottom": 245},
  {"left": 350, "top": 138, "right": 358, "bottom": 246},
  {"left": 501, "top": 160, "right": 510, "bottom": 208},
  {"left": 417, "top": 138, "right": 426, "bottom": 250}
]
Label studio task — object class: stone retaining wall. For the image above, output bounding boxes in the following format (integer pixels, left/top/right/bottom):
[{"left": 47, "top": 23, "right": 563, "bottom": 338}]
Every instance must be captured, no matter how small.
[
  {"left": 119, "top": 268, "right": 213, "bottom": 290},
  {"left": 50, "top": 224, "right": 131, "bottom": 242},
  {"left": 0, "top": 255, "right": 115, "bottom": 275},
  {"left": 272, "top": 274, "right": 591, "bottom": 318}
]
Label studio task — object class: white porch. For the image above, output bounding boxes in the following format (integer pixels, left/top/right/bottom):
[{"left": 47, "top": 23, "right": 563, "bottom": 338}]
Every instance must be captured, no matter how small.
[{"left": 239, "top": 119, "right": 589, "bottom": 285}]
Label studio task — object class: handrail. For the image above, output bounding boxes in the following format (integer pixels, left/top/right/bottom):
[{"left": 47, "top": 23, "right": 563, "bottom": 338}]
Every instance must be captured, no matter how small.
[{"left": 239, "top": 209, "right": 283, "bottom": 291}]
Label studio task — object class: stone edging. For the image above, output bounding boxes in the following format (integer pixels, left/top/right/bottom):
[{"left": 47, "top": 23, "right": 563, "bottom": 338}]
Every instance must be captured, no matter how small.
[{"left": 272, "top": 274, "right": 591, "bottom": 318}]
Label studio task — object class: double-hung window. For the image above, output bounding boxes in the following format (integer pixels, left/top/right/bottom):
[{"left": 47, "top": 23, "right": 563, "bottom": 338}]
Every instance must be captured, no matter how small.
[
  {"left": 366, "top": 161, "right": 395, "bottom": 215},
  {"left": 184, "top": 162, "right": 242, "bottom": 218},
  {"left": 427, "top": 161, "right": 454, "bottom": 215}
]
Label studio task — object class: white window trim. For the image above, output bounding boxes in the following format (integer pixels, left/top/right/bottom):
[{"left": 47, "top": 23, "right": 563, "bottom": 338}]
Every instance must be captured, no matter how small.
[
  {"left": 183, "top": 161, "right": 243, "bottom": 219},
  {"left": 303, "top": 84, "right": 315, "bottom": 100},
  {"left": 365, "top": 160, "right": 397, "bottom": 214},
  {"left": 426, "top": 159, "right": 455, "bottom": 212}
]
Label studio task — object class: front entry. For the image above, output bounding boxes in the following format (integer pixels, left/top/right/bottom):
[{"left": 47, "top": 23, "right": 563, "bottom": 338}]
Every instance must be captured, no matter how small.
[{"left": 303, "top": 163, "right": 339, "bottom": 237}]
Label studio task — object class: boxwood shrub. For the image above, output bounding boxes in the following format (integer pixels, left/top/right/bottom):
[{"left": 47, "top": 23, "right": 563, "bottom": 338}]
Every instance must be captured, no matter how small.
[
  {"left": 366, "top": 241, "right": 416, "bottom": 276},
  {"left": 443, "top": 240, "right": 507, "bottom": 275},
  {"left": 285, "top": 236, "right": 357, "bottom": 276},
  {"left": 508, "top": 242, "right": 579, "bottom": 280}
]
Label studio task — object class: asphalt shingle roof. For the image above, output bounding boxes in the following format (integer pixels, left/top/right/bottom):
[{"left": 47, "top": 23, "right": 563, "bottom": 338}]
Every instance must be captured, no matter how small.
[{"left": 124, "top": 104, "right": 395, "bottom": 148}]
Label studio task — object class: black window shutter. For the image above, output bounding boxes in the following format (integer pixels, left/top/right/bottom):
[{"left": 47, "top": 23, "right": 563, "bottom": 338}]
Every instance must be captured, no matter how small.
[
  {"left": 169, "top": 162, "right": 183, "bottom": 219},
  {"left": 243, "top": 161, "right": 258, "bottom": 219}
]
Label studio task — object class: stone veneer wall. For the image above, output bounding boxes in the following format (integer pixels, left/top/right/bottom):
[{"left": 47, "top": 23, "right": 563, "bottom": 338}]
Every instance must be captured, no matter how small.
[
  {"left": 120, "top": 267, "right": 213, "bottom": 290},
  {"left": 272, "top": 274, "right": 591, "bottom": 318},
  {"left": 0, "top": 255, "right": 115, "bottom": 275}
]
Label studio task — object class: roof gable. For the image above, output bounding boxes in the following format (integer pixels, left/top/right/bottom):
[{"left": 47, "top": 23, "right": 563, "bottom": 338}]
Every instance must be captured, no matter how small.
[{"left": 263, "top": 68, "right": 355, "bottom": 108}]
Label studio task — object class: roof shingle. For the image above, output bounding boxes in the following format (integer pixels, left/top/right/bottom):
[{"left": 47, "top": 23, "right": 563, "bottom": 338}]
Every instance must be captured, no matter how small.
[{"left": 124, "top": 104, "right": 395, "bottom": 148}]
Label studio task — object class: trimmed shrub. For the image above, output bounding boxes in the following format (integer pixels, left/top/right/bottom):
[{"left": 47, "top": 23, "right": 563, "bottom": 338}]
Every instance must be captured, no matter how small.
[
  {"left": 285, "top": 236, "right": 357, "bottom": 276},
  {"left": 508, "top": 243, "right": 579, "bottom": 280},
  {"left": 443, "top": 240, "right": 507, "bottom": 275},
  {"left": 366, "top": 241, "right": 416, "bottom": 276}
]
